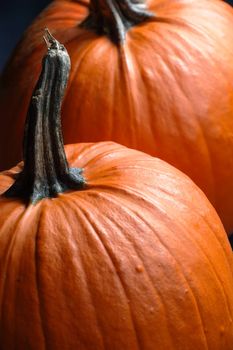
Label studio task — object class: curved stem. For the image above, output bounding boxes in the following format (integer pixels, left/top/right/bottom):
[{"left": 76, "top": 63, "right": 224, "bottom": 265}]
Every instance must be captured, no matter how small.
[
  {"left": 80, "top": 0, "right": 155, "bottom": 44},
  {"left": 4, "top": 29, "right": 85, "bottom": 204}
]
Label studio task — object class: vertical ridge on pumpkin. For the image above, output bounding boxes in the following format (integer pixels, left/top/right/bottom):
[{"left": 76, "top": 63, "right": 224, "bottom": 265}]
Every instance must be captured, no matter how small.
[
  {"left": 1, "top": 140, "right": 233, "bottom": 348},
  {"left": 2, "top": 0, "right": 233, "bottom": 233},
  {"left": 74, "top": 198, "right": 142, "bottom": 349},
  {"left": 67, "top": 188, "right": 210, "bottom": 349},
  {"left": 0, "top": 2, "right": 233, "bottom": 347},
  {"left": 0, "top": 205, "right": 46, "bottom": 349}
]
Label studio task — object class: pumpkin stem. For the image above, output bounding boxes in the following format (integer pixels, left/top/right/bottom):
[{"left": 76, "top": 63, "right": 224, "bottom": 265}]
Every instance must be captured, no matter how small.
[
  {"left": 80, "top": 0, "right": 155, "bottom": 44},
  {"left": 4, "top": 29, "right": 85, "bottom": 204}
]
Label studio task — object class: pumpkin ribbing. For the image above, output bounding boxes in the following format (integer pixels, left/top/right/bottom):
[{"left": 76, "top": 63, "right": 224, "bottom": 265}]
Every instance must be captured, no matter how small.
[
  {"left": 0, "top": 33, "right": 233, "bottom": 349},
  {"left": 1, "top": 0, "right": 233, "bottom": 236}
]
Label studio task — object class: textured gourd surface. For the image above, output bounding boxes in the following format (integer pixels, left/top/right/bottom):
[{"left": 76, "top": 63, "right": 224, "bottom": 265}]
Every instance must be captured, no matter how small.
[
  {"left": 0, "top": 142, "right": 233, "bottom": 350},
  {"left": 1, "top": 0, "right": 233, "bottom": 233}
]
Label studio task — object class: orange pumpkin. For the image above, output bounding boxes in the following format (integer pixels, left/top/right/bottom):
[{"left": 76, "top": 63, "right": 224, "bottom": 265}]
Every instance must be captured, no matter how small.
[
  {"left": 1, "top": 31, "right": 233, "bottom": 350},
  {"left": 1, "top": 0, "right": 233, "bottom": 234}
]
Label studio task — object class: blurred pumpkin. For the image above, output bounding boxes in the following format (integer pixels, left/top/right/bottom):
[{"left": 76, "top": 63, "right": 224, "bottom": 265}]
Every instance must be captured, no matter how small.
[
  {"left": 1, "top": 1, "right": 233, "bottom": 235},
  {"left": 1, "top": 30, "right": 233, "bottom": 350}
]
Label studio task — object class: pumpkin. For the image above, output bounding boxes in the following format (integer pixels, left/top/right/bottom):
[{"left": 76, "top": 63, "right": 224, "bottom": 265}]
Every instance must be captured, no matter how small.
[
  {"left": 1, "top": 0, "right": 233, "bottom": 235},
  {"left": 1, "top": 30, "right": 233, "bottom": 350}
]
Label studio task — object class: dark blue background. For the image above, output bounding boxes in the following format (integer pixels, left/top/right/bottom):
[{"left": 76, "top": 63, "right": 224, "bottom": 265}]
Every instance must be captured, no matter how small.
[
  {"left": 0, "top": 0, "right": 51, "bottom": 71},
  {"left": 1, "top": 0, "right": 233, "bottom": 71}
]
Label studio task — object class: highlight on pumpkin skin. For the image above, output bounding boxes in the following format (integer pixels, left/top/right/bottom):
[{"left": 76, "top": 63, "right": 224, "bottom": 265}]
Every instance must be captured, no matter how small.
[
  {"left": 1, "top": 135, "right": 233, "bottom": 349},
  {"left": 3, "top": 30, "right": 85, "bottom": 204},
  {"left": 1, "top": 0, "right": 233, "bottom": 237},
  {"left": 1, "top": 29, "right": 233, "bottom": 350}
]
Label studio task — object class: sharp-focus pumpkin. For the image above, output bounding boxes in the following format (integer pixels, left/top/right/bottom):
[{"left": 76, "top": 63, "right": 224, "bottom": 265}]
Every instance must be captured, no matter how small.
[
  {"left": 1, "top": 0, "right": 233, "bottom": 234},
  {"left": 1, "top": 31, "right": 233, "bottom": 350}
]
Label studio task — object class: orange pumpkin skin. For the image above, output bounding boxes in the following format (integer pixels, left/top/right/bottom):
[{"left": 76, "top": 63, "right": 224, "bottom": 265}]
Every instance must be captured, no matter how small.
[
  {"left": 0, "top": 141, "right": 233, "bottom": 350},
  {"left": 1, "top": 0, "right": 233, "bottom": 234}
]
